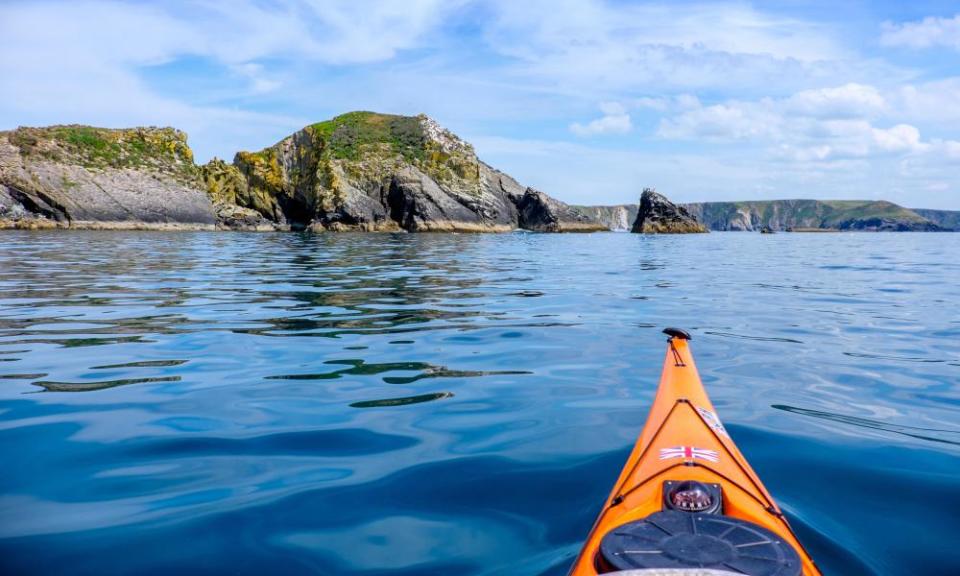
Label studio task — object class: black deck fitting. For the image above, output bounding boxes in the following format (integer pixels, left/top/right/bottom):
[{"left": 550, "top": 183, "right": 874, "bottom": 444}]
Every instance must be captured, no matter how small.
[{"left": 663, "top": 327, "right": 691, "bottom": 340}]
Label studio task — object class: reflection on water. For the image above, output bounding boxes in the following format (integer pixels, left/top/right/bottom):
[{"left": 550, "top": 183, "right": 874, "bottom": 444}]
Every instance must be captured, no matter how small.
[
  {"left": 772, "top": 404, "right": 960, "bottom": 446},
  {"left": 351, "top": 392, "right": 455, "bottom": 408},
  {"left": 92, "top": 360, "right": 189, "bottom": 369},
  {"left": 32, "top": 376, "right": 183, "bottom": 392},
  {"left": 0, "top": 231, "right": 959, "bottom": 575}
]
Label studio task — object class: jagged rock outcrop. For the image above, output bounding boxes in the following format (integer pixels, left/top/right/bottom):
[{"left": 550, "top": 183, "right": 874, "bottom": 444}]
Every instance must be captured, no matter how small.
[
  {"left": 631, "top": 188, "right": 707, "bottom": 234},
  {"left": 0, "top": 126, "right": 215, "bottom": 229},
  {"left": 516, "top": 189, "right": 608, "bottom": 232},
  {"left": 200, "top": 158, "right": 280, "bottom": 230}
]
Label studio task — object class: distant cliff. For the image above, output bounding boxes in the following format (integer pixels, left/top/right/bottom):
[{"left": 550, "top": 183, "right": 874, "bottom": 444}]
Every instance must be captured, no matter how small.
[
  {"left": 570, "top": 204, "right": 637, "bottom": 231},
  {"left": 577, "top": 199, "right": 949, "bottom": 231},
  {"left": 1, "top": 112, "right": 605, "bottom": 233},
  {"left": 911, "top": 208, "right": 960, "bottom": 231},
  {"left": 683, "top": 200, "right": 942, "bottom": 231}
]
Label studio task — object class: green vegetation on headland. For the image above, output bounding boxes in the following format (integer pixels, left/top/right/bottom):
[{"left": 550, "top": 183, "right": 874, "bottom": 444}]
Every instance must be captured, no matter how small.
[
  {"left": 9, "top": 125, "right": 196, "bottom": 180},
  {"left": 577, "top": 198, "right": 956, "bottom": 232},
  {"left": 310, "top": 111, "right": 433, "bottom": 161},
  {"left": 1, "top": 124, "right": 214, "bottom": 229},
  {"left": 912, "top": 208, "right": 960, "bottom": 231},
  {"left": 684, "top": 199, "right": 946, "bottom": 231},
  {"left": 0, "top": 112, "right": 603, "bottom": 232}
]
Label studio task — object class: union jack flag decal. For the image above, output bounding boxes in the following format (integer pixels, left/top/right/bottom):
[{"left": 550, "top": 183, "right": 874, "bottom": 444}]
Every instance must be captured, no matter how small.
[{"left": 659, "top": 446, "right": 719, "bottom": 462}]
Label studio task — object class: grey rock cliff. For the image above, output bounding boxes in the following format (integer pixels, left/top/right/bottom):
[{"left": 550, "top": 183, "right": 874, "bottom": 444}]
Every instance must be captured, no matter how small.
[
  {"left": 0, "top": 126, "right": 215, "bottom": 229},
  {"left": 213, "top": 111, "right": 601, "bottom": 233}
]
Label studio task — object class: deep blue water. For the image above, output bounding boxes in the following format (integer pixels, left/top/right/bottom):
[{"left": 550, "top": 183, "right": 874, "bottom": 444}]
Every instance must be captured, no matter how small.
[{"left": 0, "top": 231, "right": 958, "bottom": 575}]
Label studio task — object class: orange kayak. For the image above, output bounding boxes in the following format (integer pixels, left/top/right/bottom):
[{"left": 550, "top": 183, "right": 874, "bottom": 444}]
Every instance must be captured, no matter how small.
[{"left": 569, "top": 328, "right": 821, "bottom": 576}]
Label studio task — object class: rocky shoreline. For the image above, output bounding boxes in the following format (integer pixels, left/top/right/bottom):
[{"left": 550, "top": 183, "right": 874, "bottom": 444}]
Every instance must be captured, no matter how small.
[{"left": 0, "top": 113, "right": 606, "bottom": 233}]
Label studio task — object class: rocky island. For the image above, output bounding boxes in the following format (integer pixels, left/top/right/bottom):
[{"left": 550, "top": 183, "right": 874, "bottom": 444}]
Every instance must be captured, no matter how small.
[{"left": 0, "top": 112, "right": 606, "bottom": 233}]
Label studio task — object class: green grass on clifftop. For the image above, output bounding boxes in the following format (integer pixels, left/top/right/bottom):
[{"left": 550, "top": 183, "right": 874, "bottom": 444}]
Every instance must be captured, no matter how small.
[
  {"left": 820, "top": 200, "right": 928, "bottom": 225},
  {"left": 302, "top": 111, "right": 480, "bottom": 194},
  {"left": 309, "top": 111, "right": 428, "bottom": 162},
  {"left": 8, "top": 125, "right": 197, "bottom": 180}
]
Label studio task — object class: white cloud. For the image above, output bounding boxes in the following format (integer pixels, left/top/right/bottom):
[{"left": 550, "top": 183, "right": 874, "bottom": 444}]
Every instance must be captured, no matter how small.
[
  {"left": 881, "top": 14, "right": 960, "bottom": 50},
  {"left": 487, "top": 0, "right": 844, "bottom": 62},
  {"left": 655, "top": 82, "right": 960, "bottom": 168},
  {"left": 633, "top": 94, "right": 701, "bottom": 112},
  {"left": 945, "top": 140, "right": 960, "bottom": 160},
  {"left": 648, "top": 84, "right": 960, "bottom": 209},
  {"left": 230, "top": 63, "right": 282, "bottom": 95},
  {"left": 470, "top": 135, "right": 758, "bottom": 205},
  {"left": 0, "top": 0, "right": 455, "bottom": 160},
  {"left": 872, "top": 124, "right": 925, "bottom": 153},
  {"left": 470, "top": 131, "right": 960, "bottom": 209},
  {"left": 893, "top": 78, "right": 960, "bottom": 127},
  {"left": 785, "top": 83, "right": 886, "bottom": 118},
  {"left": 570, "top": 102, "right": 632, "bottom": 136},
  {"left": 658, "top": 100, "right": 781, "bottom": 141},
  {"left": 477, "top": 0, "right": 906, "bottom": 97},
  {"left": 656, "top": 84, "right": 894, "bottom": 144}
]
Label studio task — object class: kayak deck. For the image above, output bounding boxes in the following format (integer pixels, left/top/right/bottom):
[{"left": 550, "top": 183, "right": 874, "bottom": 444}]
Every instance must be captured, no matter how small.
[{"left": 569, "top": 330, "right": 820, "bottom": 576}]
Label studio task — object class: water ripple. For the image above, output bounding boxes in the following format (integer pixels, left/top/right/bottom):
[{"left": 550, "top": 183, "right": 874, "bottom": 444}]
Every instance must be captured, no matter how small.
[
  {"left": 772, "top": 404, "right": 960, "bottom": 446},
  {"left": 0, "top": 231, "right": 958, "bottom": 575}
]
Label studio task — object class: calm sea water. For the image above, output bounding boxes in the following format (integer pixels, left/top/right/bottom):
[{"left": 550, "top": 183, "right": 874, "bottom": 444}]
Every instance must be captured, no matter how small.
[{"left": 0, "top": 231, "right": 958, "bottom": 575}]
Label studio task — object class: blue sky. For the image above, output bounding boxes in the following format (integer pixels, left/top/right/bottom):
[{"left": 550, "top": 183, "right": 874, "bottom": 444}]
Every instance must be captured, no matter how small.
[{"left": 1, "top": 1, "right": 959, "bottom": 208}]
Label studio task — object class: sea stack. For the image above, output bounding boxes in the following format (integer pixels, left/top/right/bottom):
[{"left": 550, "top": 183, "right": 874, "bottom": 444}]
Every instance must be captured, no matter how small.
[
  {"left": 515, "top": 188, "right": 608, "bottom": 232},
  {"left": 630, "top": 188, "right": 708, "bottom": 234}
]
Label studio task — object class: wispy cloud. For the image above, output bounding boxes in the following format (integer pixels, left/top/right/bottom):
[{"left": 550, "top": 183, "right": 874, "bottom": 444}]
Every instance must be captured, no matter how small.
[
  {"left": 657, "top": 81, "right": 960, "bottom": 165},
  {"left": 478, "top": 0, "right": 882, "bottom": 95},
  {"left": 0, "top": 0, "right": 454, "bottom": 158},
  {"left": 570, "top": 102, "right": 632, "bottom": 136},
  {"left": 881, "top": 13, "right": 960, "bottom": 50}
]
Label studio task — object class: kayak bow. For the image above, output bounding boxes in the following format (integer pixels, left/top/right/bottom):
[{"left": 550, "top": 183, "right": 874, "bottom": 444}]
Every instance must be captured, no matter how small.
[{"left": 569, "top": 328, "right": 820, "bottom": 576}]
